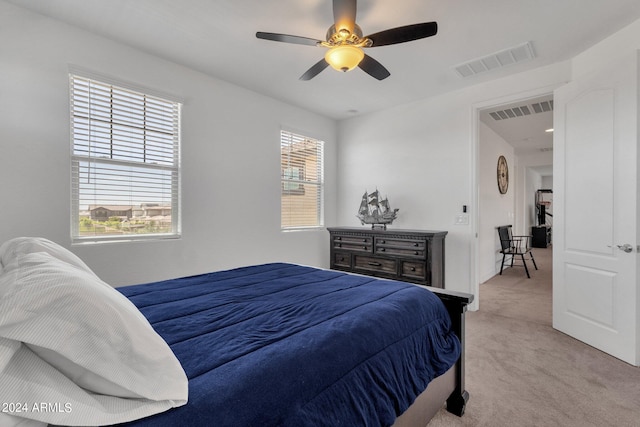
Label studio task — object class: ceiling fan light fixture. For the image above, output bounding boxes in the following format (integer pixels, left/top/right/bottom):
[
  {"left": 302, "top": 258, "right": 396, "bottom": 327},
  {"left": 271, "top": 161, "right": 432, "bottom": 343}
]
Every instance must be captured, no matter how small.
[
  {"left": 256, "top": 1, "right": 438, "bottom": 80},
  {"left": 324, "top": 45, "right": 364, "bottom": 72}
]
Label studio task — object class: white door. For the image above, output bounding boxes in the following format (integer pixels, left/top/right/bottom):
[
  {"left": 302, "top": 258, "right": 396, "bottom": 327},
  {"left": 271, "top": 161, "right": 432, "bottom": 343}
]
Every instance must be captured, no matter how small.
[{"left": 553, "top": 52, "right": 638, "bottom": 366}]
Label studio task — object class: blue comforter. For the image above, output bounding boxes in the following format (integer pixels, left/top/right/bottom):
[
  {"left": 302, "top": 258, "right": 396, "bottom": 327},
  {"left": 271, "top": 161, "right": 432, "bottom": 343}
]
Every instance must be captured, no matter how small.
[{"left": 116, "top": 263, "right": 460, "bottom": 427}]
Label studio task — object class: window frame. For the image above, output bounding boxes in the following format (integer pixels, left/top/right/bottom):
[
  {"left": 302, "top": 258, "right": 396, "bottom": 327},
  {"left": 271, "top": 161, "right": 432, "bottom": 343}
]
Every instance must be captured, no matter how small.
[
  {"left": 69, "top": 73, "right": 182, "bottom": 244},
  {"left": 280, "top": 129, "right": 325, "bottom": 231}
]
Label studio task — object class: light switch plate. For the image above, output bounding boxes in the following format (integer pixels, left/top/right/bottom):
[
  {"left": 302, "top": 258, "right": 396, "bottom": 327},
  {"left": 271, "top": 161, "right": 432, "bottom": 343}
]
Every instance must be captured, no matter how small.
[{"left": 454, "top": 215, "right": 469, "bottom": 225}]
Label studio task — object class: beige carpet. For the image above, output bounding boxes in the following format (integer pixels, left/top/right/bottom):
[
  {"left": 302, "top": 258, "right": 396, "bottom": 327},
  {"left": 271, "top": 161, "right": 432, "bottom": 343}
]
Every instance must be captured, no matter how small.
[{"left": 428, "top": 247, "right": 640, "bottom": 427}]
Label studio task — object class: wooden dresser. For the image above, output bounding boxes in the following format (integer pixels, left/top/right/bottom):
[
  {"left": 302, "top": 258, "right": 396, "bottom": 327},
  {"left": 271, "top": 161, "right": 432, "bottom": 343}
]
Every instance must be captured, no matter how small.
[{"left": 327, "top": 227, "right": 447, "bottom": 288}]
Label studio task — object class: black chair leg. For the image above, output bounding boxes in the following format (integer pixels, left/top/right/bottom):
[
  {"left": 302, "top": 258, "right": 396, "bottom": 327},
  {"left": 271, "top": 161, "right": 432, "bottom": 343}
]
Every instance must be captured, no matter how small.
[
  {"left": 529, "top": 251, "right": 538, "bottom": 270},
  {"left": 500, "top": 254, "right": 506, "bottom": 275},
  {"left": 521, "top": 254, "right": 531, "bottom": 278}
]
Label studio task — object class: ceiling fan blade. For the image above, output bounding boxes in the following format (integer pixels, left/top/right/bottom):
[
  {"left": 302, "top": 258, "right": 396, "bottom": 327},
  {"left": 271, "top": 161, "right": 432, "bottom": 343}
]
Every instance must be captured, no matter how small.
[
  {"left": 256, "top": 32, "right": 321, "bottom": 47},
  {"left": 333, "top": 0, "right": 357, "bottom": 33},
  {"left": 358, "top": 54, "right": 390, "bottom": 80},
  {"left": 299, "top": 59, "right": 330, "bottom": 81},
  {"left": 365, "top": 22, "right": 438, "bottom": 47}
]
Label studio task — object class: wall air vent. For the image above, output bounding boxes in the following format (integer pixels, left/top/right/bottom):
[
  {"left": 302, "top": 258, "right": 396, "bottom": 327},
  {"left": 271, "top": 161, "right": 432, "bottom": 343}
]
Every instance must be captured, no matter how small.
[
  {"left": 455, "top": 41, "right": 535, "bottom": 78},
  {"left": 488, "top": 99, "right": 553, "bottom": 121}
]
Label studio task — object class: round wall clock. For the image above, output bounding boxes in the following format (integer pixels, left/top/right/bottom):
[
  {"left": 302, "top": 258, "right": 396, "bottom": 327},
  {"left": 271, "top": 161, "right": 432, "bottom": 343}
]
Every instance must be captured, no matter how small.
[{"left": 497, "top": 155, "right": 509, "bottom": 194}]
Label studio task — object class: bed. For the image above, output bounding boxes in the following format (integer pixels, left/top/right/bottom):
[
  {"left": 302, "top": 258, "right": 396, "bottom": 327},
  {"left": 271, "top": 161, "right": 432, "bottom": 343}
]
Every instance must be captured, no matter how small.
[{"left": 0, "top": 237, "right": 472, "bottom": 427}]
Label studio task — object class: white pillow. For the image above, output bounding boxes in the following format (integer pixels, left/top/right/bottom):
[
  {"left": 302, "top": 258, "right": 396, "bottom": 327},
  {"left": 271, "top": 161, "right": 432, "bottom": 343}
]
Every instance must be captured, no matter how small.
[
  {"left": 0, "top": 237, "right": 94, "bottom": 276},
  {"left": 0, "top": 249, "right": 188, "bottom": 426},
  {"left": 0, "top": 411, "right": 47, "bottom": 427}
]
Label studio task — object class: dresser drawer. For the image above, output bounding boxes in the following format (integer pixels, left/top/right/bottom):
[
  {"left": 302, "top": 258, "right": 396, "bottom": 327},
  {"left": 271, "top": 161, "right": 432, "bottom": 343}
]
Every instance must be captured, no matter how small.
[
  {"left": 328, "top": 227, "right": 446, "bottom": 288},
  {"left": 400, "top": 261, "right": 427, "bottom": 282},
  {"left": 333, "top": 252, "right": 352, "bottom": 269},
  {"left": 354, "top": 256, "right": 397, "bottom": 275},
  {"left": 375, "top": 237, "right": 426, "bottom": 259},
  {"left": 332, "top": 234, "right": 373, "bottom": 253}
]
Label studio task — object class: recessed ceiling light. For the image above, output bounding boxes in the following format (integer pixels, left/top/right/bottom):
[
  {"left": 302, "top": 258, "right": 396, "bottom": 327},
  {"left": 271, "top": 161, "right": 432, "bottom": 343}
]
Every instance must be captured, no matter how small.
[{"left": 545, "top": 128, "right": 554, "bottom": 133}]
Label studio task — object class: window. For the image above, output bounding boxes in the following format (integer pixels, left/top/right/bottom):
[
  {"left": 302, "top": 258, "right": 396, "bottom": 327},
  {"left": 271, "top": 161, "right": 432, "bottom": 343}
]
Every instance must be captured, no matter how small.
[
  {"left": 70, "top": 75, "right": 181, "bottom": 242},
  {"left": 281, "top": 130, "right": 324, "bottom": 229}
]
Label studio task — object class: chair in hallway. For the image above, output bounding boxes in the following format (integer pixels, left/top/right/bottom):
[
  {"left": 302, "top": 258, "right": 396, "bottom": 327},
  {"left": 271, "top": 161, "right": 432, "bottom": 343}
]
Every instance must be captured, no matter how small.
[{"left": 497, "top": 225, "right": 538, "bottom": 278}]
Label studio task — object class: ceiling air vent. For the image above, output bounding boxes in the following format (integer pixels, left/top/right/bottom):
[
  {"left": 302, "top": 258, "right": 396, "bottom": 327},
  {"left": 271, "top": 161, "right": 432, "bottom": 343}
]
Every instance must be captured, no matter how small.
[
  {"left": 531, "top": 100, "right": 553, "bottom": 113},
  {"left": 455, "top": 41, "right": 535, "bottom": 78},
  {"left": 488, "top": 99, "right": 553, "bottom": 121}
]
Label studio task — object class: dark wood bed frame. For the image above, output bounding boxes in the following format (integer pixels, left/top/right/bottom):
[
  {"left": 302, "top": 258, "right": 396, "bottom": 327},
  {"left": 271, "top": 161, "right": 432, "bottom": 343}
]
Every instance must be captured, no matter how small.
[{"left": 393, "top": 286, "right": 473, "bottom": 426}]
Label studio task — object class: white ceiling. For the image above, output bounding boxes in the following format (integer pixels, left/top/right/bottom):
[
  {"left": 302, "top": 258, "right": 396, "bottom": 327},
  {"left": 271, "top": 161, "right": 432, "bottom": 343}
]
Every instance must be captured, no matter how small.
[
  {"left": 479, "top": 94, "right": 554, "bottom": 156},
  {"left": 7, "top": 0, "right": 640, "bottom": 154}
]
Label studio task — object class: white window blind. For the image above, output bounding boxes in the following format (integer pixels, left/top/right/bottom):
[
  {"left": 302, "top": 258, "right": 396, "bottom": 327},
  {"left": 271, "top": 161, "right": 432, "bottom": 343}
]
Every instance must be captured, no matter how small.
[
  {"left": 281, "top": 130, "right": 324, "bottom": 229},
  {"left": 70, "top": 75, "right": 181, "bottom": 242}
]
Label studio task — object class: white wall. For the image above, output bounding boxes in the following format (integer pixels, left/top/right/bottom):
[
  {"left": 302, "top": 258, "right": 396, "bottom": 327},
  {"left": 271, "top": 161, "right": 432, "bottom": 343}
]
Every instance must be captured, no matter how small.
[
  {"left": 336, "top": 61, "right": 570, "bottom": 303},
  {"left": 0, "top": 2, "right": 337, "bottom": 286},
  {"left": 478, "top": 123, "right": 515, "bottom": 283}
]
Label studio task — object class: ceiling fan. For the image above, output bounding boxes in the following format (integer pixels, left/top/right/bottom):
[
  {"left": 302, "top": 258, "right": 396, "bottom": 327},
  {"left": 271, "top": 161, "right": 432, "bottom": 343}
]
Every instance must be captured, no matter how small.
[{"left": 256, "top": 0, "right": 437, "bottom": 81}]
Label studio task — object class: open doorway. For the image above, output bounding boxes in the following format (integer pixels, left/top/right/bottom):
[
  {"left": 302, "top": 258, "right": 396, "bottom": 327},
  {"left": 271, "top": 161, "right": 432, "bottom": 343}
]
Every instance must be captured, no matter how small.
[{"left": 477, "top": 94, "right": 554, "bottom": 284}]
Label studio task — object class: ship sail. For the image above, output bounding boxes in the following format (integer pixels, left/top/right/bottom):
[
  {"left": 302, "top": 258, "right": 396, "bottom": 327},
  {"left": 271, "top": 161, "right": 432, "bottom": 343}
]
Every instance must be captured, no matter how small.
[
  {"left": 356, "top": 188, "right": 398, "bottom": 229},
  {"left": 358, "top": 192, "right": 369, "bottom": 216}
]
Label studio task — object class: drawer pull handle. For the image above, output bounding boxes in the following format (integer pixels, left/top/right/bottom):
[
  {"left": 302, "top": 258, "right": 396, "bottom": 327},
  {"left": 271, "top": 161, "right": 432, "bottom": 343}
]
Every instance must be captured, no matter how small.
[
  {"left": 337, "top": 243, "right": 342, "bottom": 248},
  {"left": 381, "top": 240, "right": 386, "bottom": 244},
  {"left": 380, "top": 248, "right": 386, "bottom": 252},
  {"left": 368, "top": 262, "right": 382, "bottom": 267},
  {"left": 363, "top": 239, "right": 367, "bottom": 242},
  {"left": 414, "top": 251, "right": 419, "bottom": 255},
  {"left": 336, "top": 237, "right": 342, "bottom": 240},
  {"left": 414, "top": 243, "right": 419, "bottom": 247},
  {"left": 363, "top": 246, "right": 367, "bottom": 250},
  {"left": 410, "top": 267, "right": 416, "bottom": 272}
]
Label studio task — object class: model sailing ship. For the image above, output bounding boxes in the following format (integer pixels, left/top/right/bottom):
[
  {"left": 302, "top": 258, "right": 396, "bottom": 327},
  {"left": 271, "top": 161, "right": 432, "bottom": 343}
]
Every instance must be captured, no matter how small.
[{"left": 357, "top": 189, "right": 399, "bottom": 229}]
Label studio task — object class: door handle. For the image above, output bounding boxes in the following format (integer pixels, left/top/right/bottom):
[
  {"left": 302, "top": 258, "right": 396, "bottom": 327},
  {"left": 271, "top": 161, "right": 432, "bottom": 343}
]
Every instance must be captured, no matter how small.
[{"left": 609, "top": 243, "right": 634, "bottom": 253}]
